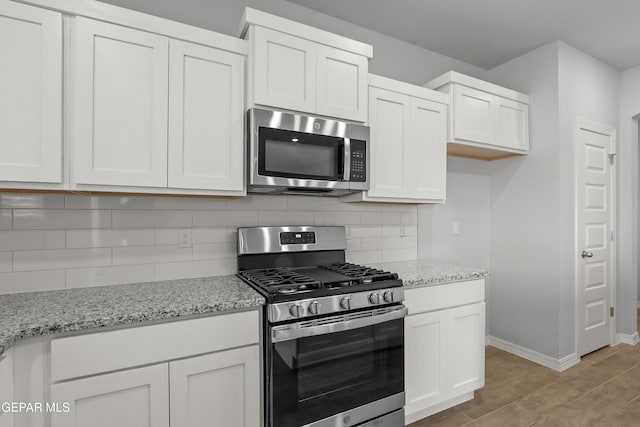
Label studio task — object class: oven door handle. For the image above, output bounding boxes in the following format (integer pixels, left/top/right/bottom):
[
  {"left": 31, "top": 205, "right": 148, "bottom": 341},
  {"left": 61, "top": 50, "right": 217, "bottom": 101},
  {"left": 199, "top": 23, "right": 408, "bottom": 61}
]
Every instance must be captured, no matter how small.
[{"left": 271, "top": 306, "right": 407, "bottom": 343}]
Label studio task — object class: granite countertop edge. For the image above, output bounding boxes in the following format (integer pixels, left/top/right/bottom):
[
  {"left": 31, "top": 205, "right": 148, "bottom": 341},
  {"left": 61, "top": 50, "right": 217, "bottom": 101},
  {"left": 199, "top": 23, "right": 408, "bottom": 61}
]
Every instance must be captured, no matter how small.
[
  {"left": 0, "top": 275, "right": 264, "bottom": 358},
  {"left": 370, "top": 259, "right": 490, "bottom": 289}
]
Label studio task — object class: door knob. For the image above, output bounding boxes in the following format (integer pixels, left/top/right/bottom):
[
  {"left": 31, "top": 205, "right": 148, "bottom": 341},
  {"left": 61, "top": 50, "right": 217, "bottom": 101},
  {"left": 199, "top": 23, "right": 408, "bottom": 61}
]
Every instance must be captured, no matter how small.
[{"left": 581, "top": 250, "right": 594, "bottom": 258}]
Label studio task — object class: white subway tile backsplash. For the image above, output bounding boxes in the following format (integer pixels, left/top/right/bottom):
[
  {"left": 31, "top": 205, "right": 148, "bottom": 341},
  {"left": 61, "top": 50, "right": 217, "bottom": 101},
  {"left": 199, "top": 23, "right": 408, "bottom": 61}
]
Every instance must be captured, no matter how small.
[
  {"left": 65, "top": 195, "right": 154, "bottom": 210},
  {"left": 193, "top": 211, "right": 258, "bottom": 227},
  {"left": 348, "top": 225, "right": 382, "bottom": 238},
  {"left": 0, "top": 194, "right": 65, "bottom": 209},
  {"left": 0, "top": 193, "right": 418, "bottom": 294},
  {"left": 382, "top": 225, "right": 401, "bottom": 237},
  {"left": 287, "top": 196, "right": 339, "bottom": 211},
  {"left": 0, "top": 230, "right": 65, "bottom": 251},
  {"left": 0, "top": 270, "right": 66, "bottom": 294},
  {"left": 112, "top": 246, "right": 191, "bottom": 266},
  {"left": 383, "top": 248, "right": 417, "bottom": 262},
  {"left": 153, "top": 197, "right": 227, "bottom": 210},
  {"left": 112, "top": 210, "right": 192, "bottom": 228},
  {"left": 66, "top": 265, "right": 155, "bottom": 288},
  {"left": 361, "top": 212, "right": 402, "bottom": 225},
  {"left": 154, "top": 229, "right": 180, "bottom": 246},
  {"left": 154, "top": 259, "right": 231, "bottom": 281},
  {"left": 0, "top": 252, "right": 11, "bottom": 272},
  {"left": 227, "top": 195, "right": 285, "bottom": 211},
  {"left": 0, "top": 210, "right": 11, "bottom": 230},
  {"left": 402, "top": 211, "right": 418, "bottom": 225},
  {"left": 401, "top": 236, "right": 418, "bottom": 249},
  {"left": 338, "top": 201, "right": 382, "bottom": 212},
  {"left": 67, "top": 229, "right": 155, "bottom": 248},
  {"left": 13, "top": 210, "right": 111, "bottom": 230},
  {"left": 258, "top": 211, "right": 314, "bottom": 226},
  {"left": 346, "top": 250, "right": 383, "bottom": 264},
  {"left": 192, "top": 243, "right": 235, "bottom": 261},
  {"left": 13, "top": 248, "right": 111, "bottom": 271},
  {"left": 360, "top": 237, "right": 402, "bottom": 250},
  {"left": 192, "top": 228, "right": 229, "bottom": 244},
  {"left": 314, "top": 211, "right": 360, "bottom": 226}
]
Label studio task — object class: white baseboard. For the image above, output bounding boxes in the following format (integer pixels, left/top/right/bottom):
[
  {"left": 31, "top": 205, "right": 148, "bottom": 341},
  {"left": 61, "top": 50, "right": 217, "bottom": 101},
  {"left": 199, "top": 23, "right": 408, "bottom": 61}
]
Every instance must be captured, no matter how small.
[
  {"left": 616, "top": 332, "right": 640, "bottom": 345},
  {"left": 486, "top": 335, "right": 579, "bottom": 372}
]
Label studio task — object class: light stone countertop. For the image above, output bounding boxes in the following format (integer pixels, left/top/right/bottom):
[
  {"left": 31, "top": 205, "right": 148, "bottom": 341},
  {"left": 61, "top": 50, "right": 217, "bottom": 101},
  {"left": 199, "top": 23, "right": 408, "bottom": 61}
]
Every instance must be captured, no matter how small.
[
  {"left": 370, "top": 259, "right": 489, "bottom": 288},
  {"left": 0, "top": 275, "right": 264, "bottom": 357}
]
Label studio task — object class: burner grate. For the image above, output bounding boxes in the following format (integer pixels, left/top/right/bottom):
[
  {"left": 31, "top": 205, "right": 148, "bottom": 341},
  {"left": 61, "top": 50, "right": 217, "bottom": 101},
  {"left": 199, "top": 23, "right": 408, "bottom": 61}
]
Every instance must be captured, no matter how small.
[
  {"left": 239, "top": 268, "right": 320, "bottom": 294},
  {"left": 320, "top": 262, "right": 398, "bottom": 283}
]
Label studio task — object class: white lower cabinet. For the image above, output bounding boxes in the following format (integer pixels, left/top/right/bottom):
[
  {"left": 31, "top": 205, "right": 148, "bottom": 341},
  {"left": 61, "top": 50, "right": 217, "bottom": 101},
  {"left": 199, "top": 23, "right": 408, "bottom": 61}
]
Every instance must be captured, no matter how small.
[
  {"left": 170, "top": 345, "right": 260, "bottom": 427},
  {"left": 0, "top": 350, "right": 13, "bottom": 427},
  {"left": 404, "top": 280, "right": 485, "bottom": 424},
  {"left": 50, "top": 364, "right": 169, "bottom": 427}
]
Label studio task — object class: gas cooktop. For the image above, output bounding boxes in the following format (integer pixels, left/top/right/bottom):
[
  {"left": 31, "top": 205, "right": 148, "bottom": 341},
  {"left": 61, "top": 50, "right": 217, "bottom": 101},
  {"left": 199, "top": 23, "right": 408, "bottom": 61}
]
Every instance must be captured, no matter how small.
[{"left": 238, "top": 262, "right": 401, "bottom": 302}]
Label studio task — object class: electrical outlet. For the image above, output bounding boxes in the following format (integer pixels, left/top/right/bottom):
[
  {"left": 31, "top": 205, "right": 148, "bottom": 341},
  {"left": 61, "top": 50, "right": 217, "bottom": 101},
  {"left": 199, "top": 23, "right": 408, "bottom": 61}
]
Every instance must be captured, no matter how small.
[
  {"left": 400, "top": 224, "right": 407, "bottom": 237},
  {"left": 179, "top": 229, "right": 192, "bottom": 248},
  {"left": 346, "top": 227, "right": 352, "bottom": 239},
  {"left": 453, "top": 221, "right": 460, "bottom": 236}
]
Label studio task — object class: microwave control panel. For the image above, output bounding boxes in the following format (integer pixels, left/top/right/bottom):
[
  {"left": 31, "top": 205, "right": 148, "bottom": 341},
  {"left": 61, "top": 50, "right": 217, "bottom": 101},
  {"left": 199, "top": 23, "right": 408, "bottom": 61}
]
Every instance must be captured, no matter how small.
[{"left": 350, "top": 139, "right": 367, "bottom": 182}]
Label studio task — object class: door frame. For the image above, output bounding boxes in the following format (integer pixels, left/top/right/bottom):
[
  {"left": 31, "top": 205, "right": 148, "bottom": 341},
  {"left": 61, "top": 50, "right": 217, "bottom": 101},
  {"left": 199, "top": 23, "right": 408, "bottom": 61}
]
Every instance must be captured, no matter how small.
[{"left": 574, "top": 117, "right": 617, "bottom": 356}]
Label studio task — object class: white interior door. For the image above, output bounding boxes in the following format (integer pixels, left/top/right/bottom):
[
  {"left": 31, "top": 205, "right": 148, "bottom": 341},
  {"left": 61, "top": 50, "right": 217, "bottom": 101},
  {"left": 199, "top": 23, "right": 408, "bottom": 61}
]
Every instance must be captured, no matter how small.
[{"left": 576, "top": 119, "right": 615, "bottom": 356}]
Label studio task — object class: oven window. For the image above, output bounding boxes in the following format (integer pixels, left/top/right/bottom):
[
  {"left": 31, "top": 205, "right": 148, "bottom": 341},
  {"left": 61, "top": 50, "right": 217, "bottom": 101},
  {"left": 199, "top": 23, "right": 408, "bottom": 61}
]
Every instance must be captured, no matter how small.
[
  {"left": 258, "top": 127, "right": 343, "bottom": 181},
  {"left": 269, "top": 318, "right": 404, "bottom": 427}
]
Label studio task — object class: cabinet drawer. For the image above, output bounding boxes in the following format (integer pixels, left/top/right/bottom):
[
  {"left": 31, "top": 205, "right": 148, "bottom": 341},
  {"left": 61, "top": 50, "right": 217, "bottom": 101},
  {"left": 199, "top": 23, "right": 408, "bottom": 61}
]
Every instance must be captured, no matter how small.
[
  {"left": 51, "top": 309, "right": 259, "bottom": 382},
  {"left": 405, "top": 279, "right": 484, "bottom": 315}
]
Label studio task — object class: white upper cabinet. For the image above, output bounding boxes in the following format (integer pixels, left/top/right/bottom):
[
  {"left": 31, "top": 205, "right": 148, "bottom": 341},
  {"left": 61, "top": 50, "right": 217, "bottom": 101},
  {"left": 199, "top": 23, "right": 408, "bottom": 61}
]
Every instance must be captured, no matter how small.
[
  {"left": 242, "top": 7, "right": 371, "bottom": 122},
  {"left": 345, "top": 74, "right": 447, "bottom": 204},
  {"left": 252, "top": 25, "right": 316, "bottom": 114},
  {"left": 168, "top": 39, "right": 244, "bottom": 192},
  {"left": 0, "top": 0, "right": 63, "bottom": 186},
  {"left": 72, "top": 17, "right": 169, "bottom": 188},
  {"left": 426, "top": 71, "right": 529, "bottom": 161},
  {"left": 70, "top": 15, "right": 247, "bottom": 196}
]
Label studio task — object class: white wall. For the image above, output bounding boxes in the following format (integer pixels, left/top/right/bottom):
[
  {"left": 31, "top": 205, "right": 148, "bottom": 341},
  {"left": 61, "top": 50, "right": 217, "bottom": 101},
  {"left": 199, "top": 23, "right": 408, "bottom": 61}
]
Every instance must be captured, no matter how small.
[
  {"left": 0, "top": 194, "right": 417, "bottom": 294},
  {"left": 618, "top": 66, "right": 640, "bottom": 328},
  {"left": 98, "top": 0, "right": 487, "bottom": 85},
  {"left": 418, "top": 157, "right": 490, "bottom": 269},
  {"left": 557, "top": 42, "right": 620, "bottom": 352},
  {"left": 488, "top": 41, "right": 562, "bottom": 358}
]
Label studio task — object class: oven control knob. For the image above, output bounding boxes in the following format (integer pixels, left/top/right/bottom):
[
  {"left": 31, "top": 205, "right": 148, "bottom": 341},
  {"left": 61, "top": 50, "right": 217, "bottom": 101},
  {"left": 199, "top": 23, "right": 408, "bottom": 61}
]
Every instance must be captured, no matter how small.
[
  {"left": 308, "top": 301, "right": 320, "bottom": 315},
  {"left": 289, "top": 304, "right": 304, "bottom": 318},
  {"left": 339, "top": 296, "right": 351, "bottom": 310},
  {"left": 383, "top": 291, "right": 394, "bottom": 303},
  {"left": 368, "top": 292, "right": 380, "bottom": 305}
]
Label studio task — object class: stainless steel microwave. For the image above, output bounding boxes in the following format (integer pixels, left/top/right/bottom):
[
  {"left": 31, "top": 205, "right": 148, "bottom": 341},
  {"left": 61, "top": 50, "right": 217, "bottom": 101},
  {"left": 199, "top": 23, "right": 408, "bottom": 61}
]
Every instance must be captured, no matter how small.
[{"left": 246, "top": 108, "right": 370, "bottom": 196}]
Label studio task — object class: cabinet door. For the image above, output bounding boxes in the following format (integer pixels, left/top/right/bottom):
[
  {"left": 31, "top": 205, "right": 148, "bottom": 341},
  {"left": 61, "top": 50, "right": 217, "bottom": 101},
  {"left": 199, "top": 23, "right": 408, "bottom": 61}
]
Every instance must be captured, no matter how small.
[
  {"left": 168, "top": 39, "right": 244, "bottom": 192},
  {"left": 409, "top": 97, "right": 447, "bottom": 201},
  {"left": 170, "top": 345, "right": 260, "bottom": 427},
  {"left": 494, "top": 96, "right": 529, "bottom": 151},
  {"left": 367, "top": 87, "right": 411, "bottom": 198},
  {"left": 452, "top": 85, "right": 494, "bottom": 145},
  {"left": 0, "top": 1, "right": 62, "bottom": 183},
  {"left": 0, "top": 351, "right": 13, "bottom": 427},
  {"left": 405, "top": 310, "right": 448, "bottom": 413},
  {"left": 253, "top": 26, "right": 316, "bottom": 114},
  {"left": 447, "top": 302, "right": 485, "bottom": 395},
  {"left": 316, "top": 45, "right": 367, "bottom": 122},
  {"left": 50, "top": 364, "right": 169, "bottom": 427},
  {"left": 72, "top": 17, "right": 169, "bottom": 187}
]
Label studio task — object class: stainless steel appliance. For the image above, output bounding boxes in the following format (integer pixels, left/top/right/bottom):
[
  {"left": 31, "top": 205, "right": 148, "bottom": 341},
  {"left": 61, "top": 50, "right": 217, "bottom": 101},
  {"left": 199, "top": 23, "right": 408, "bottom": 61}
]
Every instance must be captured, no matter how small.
[
  {"left": 246, "top": 108, "right": 369, "bottom": 196},
  {"left": 237, "top": 226, "right": 406, "bottom": 427}
]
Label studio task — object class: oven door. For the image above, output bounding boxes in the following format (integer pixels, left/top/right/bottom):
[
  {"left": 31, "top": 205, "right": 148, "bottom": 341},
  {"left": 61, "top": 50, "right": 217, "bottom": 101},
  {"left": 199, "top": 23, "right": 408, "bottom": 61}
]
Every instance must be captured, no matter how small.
[{"left": 268, "top": 306, "right": 406, "bottom": 427}]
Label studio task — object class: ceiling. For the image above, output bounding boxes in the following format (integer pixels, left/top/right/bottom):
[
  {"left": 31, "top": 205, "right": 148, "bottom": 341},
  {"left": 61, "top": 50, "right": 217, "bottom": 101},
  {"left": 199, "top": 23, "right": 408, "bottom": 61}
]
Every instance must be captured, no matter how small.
[{"left": 286, "top": 0, "right": 640, "bottom": 71}]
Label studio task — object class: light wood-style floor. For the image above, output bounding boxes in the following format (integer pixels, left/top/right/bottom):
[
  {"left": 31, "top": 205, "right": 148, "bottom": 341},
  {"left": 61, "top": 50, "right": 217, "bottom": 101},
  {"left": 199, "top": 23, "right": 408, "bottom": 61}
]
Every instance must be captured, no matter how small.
[{"left": 409, "top": 311, "right": 640, "bottom": 427}]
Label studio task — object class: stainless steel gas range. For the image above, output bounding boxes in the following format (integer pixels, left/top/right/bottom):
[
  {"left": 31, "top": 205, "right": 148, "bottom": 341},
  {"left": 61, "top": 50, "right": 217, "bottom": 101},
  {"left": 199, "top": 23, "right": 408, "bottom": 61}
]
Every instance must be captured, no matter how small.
[{"left": 237, "top": 226, "right": 406, "bottom": 427}]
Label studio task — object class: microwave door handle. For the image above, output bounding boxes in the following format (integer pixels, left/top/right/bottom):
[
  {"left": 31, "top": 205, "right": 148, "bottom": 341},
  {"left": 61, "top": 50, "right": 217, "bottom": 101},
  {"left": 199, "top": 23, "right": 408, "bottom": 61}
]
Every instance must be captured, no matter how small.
[
  {"left": 271, "top": 306, "right": 407, "bottom": 343},
  {"left": 343, "top": 138, "right": 351, "bottom": 181}
]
